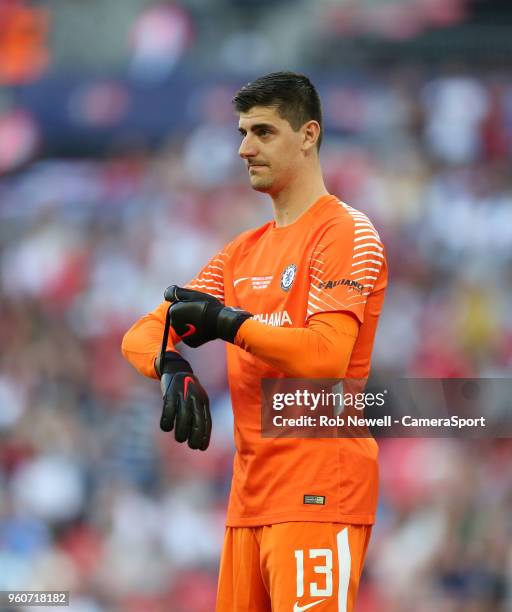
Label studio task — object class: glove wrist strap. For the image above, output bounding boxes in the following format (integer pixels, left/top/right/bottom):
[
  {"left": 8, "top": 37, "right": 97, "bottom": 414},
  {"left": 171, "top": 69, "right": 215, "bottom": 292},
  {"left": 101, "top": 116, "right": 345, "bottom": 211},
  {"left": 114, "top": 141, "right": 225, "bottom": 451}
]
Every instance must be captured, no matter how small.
[
  {"left": 216, "top": 307, "right": 252, "bottom": 343},
  {"left": 155, "top": 351, "right": 193, "bottom": 378}
]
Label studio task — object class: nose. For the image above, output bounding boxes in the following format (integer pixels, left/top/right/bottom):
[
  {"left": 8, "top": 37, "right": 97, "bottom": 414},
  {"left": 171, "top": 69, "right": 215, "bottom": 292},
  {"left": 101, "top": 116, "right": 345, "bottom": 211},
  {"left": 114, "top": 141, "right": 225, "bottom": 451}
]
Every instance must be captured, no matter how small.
[{"left": 238, "top": 134, "right": 258, "bottom": 160}]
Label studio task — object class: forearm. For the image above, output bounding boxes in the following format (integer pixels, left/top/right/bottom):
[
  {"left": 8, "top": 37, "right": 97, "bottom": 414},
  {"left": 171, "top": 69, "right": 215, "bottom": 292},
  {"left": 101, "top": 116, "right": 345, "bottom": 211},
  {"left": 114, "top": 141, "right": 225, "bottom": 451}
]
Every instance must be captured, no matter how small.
[
  {"left": 234, "top": 312, "right": 359, "bottom": 378},
  {"left": 121, "top": 302, "right": 179, "bottom": 379}
]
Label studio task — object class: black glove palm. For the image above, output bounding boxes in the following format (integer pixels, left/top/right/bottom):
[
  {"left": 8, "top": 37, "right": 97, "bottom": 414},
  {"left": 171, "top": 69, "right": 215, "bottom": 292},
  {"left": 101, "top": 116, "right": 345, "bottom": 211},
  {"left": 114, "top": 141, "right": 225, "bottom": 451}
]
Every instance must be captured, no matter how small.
[
  {"left": 165, "top": 285, "right": 252, "bottom": 348},
  {"left": 157, "top": 351, "right": 211, "bottom": 451}
]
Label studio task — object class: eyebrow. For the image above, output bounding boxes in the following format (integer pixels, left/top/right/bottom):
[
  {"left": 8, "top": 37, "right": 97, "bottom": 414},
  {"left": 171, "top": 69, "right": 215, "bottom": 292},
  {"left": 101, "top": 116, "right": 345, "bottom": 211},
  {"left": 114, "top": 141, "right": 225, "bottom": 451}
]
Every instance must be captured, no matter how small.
[{"left": 238, "top": 123, "right": 276, "bottom": 135}]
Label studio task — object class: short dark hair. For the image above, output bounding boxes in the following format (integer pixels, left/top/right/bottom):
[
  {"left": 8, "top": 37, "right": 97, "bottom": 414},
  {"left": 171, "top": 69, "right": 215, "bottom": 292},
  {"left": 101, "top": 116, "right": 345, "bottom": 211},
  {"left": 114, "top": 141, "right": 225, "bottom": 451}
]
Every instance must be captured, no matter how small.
[{"left": 232, "top": 71, "right": 323, "bottom": 150}]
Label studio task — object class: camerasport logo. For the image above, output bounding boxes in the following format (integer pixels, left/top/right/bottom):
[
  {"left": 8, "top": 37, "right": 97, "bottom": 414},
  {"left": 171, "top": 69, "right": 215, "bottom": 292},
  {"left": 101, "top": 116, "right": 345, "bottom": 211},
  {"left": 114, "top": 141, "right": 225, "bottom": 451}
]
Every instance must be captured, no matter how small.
[{"left": 280, "top": 264, "right": 297, "bottom": 291}]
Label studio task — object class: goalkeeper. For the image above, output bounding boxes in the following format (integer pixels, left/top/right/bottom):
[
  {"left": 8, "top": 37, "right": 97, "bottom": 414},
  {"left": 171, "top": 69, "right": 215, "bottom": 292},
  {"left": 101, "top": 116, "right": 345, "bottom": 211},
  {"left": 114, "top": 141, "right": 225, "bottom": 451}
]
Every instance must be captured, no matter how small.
[{"left": 122, "top": 72, "right": 387, "bottom": 612}]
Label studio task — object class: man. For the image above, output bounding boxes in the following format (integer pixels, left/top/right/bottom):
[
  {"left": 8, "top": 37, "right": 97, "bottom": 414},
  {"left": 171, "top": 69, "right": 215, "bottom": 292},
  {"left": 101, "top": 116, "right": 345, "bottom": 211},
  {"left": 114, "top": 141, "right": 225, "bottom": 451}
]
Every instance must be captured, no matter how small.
[{"left": 121, "top": 72, "right": 387, "bottom": 611}]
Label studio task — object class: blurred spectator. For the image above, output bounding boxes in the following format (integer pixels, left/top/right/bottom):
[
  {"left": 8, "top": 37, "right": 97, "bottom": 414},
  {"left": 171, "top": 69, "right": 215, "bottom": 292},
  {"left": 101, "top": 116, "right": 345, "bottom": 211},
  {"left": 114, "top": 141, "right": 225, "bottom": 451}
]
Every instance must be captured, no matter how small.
[
  {"left": 422, "top": 75, "right": 489, "bottom": 164},
  {"left": 0, "top": 109, "right": 40, "bottom": 173},
  {"left": 0, "top": 0, "right": 50, "bottom": 85},
  {"left": 129, "top": 3, "right": 193, "bottom": 83}
]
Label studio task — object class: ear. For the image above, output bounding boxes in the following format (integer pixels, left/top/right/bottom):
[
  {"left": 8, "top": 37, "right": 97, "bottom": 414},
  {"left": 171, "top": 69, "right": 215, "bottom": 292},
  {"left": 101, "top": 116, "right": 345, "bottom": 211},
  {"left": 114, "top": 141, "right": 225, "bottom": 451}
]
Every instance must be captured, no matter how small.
[{"left": 301, "top": 120, "right": 321, "bottom": 153}]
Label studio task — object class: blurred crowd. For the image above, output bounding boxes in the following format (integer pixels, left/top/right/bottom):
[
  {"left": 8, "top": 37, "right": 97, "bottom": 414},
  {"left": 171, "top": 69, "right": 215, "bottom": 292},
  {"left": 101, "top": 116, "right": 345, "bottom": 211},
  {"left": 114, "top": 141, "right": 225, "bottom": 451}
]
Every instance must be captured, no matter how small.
[{"left": 1, "top": 17, "right": 512, "bottom": 610}]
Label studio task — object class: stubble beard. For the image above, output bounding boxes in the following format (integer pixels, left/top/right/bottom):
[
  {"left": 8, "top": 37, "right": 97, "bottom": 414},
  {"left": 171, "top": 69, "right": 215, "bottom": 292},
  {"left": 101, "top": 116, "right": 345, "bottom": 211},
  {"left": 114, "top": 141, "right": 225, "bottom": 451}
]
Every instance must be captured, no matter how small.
[{"left": 249, "top": 171, "right": 274, "bottom": 193}]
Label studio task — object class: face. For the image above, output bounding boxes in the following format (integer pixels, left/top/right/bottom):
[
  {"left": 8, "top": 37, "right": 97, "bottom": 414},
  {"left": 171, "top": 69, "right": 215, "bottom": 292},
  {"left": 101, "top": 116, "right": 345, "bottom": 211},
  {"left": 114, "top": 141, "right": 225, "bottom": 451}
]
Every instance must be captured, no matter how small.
[{"left": 237, "top": 105, "right": 306, "bottom": 195}]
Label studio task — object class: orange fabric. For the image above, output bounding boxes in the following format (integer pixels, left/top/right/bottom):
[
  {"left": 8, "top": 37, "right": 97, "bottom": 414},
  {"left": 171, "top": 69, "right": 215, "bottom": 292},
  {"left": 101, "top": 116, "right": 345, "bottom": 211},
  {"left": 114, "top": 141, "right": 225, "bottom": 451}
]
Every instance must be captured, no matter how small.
[
  {"left": 216, "top": 522, "right": 372, "bottom": 612},
  {"left": 122, "top": 194, "right": 388, "bottom": 526},
  {"left": 0, "top": 7, "right": 49, "bottom": 84},
  {"left": 121, "top": 307, "right": 357, "bottom": 380},
  {"left": 235, "top": 312, "right": 359, "bottom": 378},
  {"left": 121, "top": 302, "right": 179, "bottom": 379}
]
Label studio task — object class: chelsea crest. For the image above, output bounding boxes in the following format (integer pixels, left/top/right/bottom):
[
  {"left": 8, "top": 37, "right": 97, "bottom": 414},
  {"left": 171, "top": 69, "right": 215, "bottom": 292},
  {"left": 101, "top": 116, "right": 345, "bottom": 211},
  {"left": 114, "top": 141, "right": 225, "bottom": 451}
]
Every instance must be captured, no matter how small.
[{"left": 280, "top": 264, "right": 297, "bottom": 291}]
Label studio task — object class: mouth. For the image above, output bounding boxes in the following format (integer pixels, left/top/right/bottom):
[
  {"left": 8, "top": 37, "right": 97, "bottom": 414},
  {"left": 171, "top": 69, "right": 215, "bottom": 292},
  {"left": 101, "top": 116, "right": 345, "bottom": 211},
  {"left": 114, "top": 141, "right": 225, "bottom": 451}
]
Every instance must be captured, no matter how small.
[{"left": 248, "top": 164, "right": 268, "bottom": 171}]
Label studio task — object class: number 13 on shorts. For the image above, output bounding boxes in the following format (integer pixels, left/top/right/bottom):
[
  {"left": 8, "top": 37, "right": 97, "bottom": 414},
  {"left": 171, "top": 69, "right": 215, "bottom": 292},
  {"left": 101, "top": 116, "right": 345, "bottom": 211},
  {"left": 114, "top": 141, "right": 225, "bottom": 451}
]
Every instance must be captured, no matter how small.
[
  {"left": 294, "top": 548, "right": 334, "bottom": 597},
  {"left": 293, "top": 527, "right": 353, "bottom": 611}
]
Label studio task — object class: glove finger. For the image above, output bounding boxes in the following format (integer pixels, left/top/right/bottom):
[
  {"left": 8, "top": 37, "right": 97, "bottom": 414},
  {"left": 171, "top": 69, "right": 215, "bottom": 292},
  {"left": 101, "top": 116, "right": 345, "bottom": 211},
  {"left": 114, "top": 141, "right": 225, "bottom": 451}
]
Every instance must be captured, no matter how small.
[
  {"left": 165, "top": 285, "right": 220, "bottom": 304},
  {"left": 187, "top": 395, "right": 206, "bottom": 450},
  {"left": 174, "top": 385, "right": 193, "bottom": 444},
  {"left": 160, "top": 373, "right": 176, "bottom": 432},
  {"left": 163, "top": 285, "right": 179, "bottom": 303},
  {"left": 200, "top": 390, "right": 212, "bottom": 450},
  {"left": 188, "top": 389, "right": 211, "bottom": 451},
  {"left": 200, "top": 394, "right": 212, "bottom": 451}
]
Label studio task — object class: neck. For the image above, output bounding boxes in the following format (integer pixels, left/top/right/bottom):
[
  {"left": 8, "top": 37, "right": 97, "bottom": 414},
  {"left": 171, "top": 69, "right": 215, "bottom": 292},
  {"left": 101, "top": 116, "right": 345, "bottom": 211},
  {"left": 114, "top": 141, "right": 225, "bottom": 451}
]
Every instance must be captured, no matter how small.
[{"left": 271, "top": 168, "right": 329, "bottom": 227}]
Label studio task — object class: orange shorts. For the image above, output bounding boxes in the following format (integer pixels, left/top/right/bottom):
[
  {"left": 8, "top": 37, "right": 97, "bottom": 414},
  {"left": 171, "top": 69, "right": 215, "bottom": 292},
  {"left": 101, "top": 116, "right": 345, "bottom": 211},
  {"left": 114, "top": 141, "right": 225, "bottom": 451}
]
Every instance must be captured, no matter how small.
[{"left": 216, "top": 522, "right": 372, "bottom": 612}]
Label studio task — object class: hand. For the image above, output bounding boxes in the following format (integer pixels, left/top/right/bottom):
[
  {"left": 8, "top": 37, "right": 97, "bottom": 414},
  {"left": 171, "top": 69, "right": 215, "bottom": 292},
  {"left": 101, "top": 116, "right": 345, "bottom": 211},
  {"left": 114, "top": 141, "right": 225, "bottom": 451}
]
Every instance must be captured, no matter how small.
[
  {"left": 157, "top": 351, "right": 211, "bottom": 451},
  {"left": 165, "top": 285, "right": 252, "bottom": 348}
]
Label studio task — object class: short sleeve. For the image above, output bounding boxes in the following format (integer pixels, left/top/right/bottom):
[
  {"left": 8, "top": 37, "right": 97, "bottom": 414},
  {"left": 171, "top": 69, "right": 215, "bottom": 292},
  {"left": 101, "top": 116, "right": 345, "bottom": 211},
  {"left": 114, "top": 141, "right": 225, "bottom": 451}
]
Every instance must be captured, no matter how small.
[{"left": 307, "top": 207, "right": 386, "bottom": 324}]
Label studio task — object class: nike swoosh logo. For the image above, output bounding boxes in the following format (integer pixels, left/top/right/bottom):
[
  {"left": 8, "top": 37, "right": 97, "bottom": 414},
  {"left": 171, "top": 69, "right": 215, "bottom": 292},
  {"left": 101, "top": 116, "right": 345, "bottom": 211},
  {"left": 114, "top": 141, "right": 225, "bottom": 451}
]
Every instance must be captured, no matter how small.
[
  {"left": 183, "top": 375, "right": 194, "bottom": 400},
  {"left": 179, "top": 323, "right": 196, "bottom": 339},
  {"left": 233, "top": 277, "right": 250, "bottom": 287},
  {"left": 293, "top": 600, "right": 326, "bottom": 612}
]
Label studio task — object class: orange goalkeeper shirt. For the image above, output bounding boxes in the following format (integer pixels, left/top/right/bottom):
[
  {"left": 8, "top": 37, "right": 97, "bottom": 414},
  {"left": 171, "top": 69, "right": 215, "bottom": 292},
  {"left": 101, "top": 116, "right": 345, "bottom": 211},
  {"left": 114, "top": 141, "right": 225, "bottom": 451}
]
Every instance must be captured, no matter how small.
[{"left": 125, "top": 195, "right": 387, "bottom": 526}]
